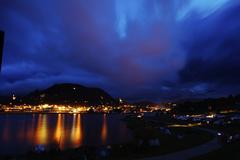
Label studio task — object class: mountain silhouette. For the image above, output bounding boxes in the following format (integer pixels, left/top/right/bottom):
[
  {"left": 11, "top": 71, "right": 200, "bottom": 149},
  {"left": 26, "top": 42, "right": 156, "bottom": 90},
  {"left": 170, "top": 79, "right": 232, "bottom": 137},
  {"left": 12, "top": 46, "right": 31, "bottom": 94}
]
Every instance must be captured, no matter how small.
[{"left": 23, "top": 83, "right": 117, "bottom": 105}]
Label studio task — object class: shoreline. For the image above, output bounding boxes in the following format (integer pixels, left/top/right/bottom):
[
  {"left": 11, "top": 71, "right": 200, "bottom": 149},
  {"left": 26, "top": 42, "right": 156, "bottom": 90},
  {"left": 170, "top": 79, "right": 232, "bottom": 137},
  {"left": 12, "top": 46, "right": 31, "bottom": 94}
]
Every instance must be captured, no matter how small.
[{"left": 0, "top": 111, "right": 124, "bottom": 115}]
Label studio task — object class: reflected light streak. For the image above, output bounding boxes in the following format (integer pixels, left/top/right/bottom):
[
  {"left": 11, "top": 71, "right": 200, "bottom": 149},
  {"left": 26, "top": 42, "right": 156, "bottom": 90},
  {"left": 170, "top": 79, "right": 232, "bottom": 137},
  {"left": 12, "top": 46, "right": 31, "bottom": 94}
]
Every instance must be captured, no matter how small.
[
  {"left": 55, "top": 114, "right": 65, "bottom": 149},
  {"left": 26, "top": 114, "right": 36, "bottom": 143},
  {"left": 35, "top": 114, "right": 48, "bottom": 145},
  {"left": 71, "top": 114, "right": 83, "bottom": 147},
  {"left": 17, "top": 118, "right": 27, "bottom": 141},
  {"left": 101, "top": 114, "right": 107, "bottom": 145},
  {"left": 2, "top": 119, "right": 10, "bottom": 143}
]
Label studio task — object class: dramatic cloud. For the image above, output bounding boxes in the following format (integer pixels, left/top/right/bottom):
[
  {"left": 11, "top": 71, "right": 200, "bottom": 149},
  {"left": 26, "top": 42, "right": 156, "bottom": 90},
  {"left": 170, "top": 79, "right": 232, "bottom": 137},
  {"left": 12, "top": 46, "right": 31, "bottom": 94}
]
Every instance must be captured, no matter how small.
[{"left": 0, "top": 0, "right": 239, "bottom": 101}]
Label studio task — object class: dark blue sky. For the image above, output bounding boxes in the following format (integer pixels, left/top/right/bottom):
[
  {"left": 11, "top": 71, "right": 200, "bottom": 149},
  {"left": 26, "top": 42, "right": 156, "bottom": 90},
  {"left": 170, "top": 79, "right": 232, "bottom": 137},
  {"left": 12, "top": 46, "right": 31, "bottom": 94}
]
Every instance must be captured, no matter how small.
[{"left": 1, "top": 0, "right": 240, "bottom": 102}]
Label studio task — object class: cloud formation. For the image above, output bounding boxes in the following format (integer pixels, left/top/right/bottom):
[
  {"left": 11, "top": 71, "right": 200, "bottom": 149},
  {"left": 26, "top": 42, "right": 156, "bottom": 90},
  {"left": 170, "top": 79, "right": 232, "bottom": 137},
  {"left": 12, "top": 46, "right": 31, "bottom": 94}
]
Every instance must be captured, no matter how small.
[{"left": 0, "top": 0, "right": 239, "bottom": 101}]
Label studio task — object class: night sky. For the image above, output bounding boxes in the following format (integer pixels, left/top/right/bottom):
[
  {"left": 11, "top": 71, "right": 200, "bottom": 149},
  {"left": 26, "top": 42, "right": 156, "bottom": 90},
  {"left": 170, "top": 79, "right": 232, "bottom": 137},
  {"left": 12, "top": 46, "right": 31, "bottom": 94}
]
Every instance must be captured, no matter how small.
[{"left": 0, "top": 0, "right": 240, "bottom": 102}]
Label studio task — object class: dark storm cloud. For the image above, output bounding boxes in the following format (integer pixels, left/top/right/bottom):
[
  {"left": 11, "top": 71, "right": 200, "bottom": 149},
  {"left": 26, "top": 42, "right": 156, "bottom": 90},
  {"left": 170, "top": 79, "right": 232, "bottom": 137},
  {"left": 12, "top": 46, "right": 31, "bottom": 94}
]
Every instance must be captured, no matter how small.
[
  {"left": 0, "top": 0, "right": 239, "bottom": 101},
  {"left": 179, "top": 2, "right": 240, "bottom": 98}
]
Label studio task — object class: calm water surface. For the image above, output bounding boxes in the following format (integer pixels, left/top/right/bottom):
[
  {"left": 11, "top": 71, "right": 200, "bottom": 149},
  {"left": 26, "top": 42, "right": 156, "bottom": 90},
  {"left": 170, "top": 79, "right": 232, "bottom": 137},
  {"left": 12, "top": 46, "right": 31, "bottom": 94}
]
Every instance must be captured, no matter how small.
[{"left": 0, "top": 113, "right": 132, "bottom": 155}]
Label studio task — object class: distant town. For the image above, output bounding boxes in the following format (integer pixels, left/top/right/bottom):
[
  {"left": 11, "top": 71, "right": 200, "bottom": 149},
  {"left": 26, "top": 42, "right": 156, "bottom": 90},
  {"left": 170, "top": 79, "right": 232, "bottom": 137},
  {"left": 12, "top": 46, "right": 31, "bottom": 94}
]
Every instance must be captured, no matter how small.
[{"left": 0, "top": 83, "right": 240, "bottom": 118}]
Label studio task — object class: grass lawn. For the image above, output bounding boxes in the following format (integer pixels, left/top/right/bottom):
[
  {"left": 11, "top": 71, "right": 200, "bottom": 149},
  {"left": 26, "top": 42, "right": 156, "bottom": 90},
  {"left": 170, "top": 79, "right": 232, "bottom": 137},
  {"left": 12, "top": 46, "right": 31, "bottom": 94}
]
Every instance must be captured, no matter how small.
[
  {"left": 191, "top": 142, "right": 240, "bottom": 160},
  {"left": 191, "top": 120, "right": 240, "bottom": 160},
  {"left": 108, "top": 116, "right": 214, "bottom": 159}
]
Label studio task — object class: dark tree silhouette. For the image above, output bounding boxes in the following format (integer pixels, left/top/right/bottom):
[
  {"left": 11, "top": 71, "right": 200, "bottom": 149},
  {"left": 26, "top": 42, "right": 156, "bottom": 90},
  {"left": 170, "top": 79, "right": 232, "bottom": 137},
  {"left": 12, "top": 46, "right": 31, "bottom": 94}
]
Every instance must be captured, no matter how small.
[{"left": 173, "top": 95, "right": 240, "bottom": 114}]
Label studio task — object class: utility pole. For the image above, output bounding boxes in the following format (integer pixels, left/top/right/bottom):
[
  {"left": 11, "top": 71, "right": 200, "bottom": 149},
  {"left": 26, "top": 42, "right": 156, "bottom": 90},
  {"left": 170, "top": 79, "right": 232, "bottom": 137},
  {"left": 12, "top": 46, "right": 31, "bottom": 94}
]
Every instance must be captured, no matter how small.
[{"left": 0, "top": 31, "right": 5, "bottom": 72}]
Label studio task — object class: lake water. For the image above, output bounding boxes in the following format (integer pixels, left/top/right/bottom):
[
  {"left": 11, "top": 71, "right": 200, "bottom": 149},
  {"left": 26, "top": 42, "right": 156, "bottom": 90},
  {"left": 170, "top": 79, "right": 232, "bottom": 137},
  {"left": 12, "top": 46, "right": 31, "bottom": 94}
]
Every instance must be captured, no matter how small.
[{"left": 0, "top": 113, "right": 133, "bottom": 155}]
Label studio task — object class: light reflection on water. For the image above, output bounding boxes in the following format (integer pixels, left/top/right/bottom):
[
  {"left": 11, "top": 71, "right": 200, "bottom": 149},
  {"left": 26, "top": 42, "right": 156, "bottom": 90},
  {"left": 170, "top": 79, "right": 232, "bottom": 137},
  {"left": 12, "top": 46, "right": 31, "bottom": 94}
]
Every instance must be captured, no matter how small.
[
  {"left": 54, "top": 114, "right": 64, "bottom": 148},
  {"left": 35, "top": 114, "right": 48, "bottom": 145},
  {"left": 0, "top": 113, "right": 132, "bottom": 155},
  {"left": 70, "top": 114, "right": 83, "bottom": 148},
  {"left": 101, "top": 114, "right": 107, "bottom": 145},
  {"left": 2, "top": 117, "right": 9, "bottom": 143}
]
